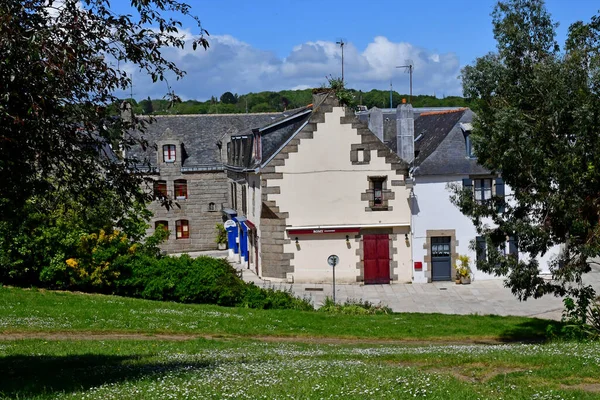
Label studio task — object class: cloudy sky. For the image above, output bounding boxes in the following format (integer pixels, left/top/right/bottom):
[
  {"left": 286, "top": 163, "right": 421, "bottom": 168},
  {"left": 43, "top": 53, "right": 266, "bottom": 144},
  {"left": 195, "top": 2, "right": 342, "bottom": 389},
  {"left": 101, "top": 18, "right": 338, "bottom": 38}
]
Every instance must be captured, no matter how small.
[{"left": 112, "top": 0, "right": 600, "bottom": 101}]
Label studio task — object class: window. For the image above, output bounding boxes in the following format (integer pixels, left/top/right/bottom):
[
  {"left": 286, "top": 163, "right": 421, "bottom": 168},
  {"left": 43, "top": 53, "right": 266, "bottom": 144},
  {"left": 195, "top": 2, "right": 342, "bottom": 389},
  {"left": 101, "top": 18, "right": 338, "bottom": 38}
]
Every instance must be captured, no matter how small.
[
  {"left": 174, "top": 179, "right": 188, "bottom": 200},
  {"left": 155, "top": 220, "right": 168, "bottom": 231},
  {"left": 175, "top": 220, "right": 189, "bottom": 239},
  {"left": 373, "top": 180, "right": 383, "bottom": 205},
  {"left": 231, "top": 182, "right": 237, "bottom": 210},
  {"left": 465, "top": 135, "right": 474, "bottom": 158},
  {"left": 357, "top": 148, "right": 364, "bottom": 162},
  {"left": 252, "top": 182, "right": 256, "bottom": 215},
  {"left": 474, "top": 179, "right": 492, "bottom": 203},
  {"left": 163, "top": 144, "right": 176, "bottom": 162},
  {"left": 241, "top": 185, "right": 247, "bottom": 215},
  {"left": 208, "top": 202, "right": 216, "bottom": 212},
  {"left": 153, "top": 180, "right": 167, "bottom": 198},
  {"left": 476, "top": 235, "right": 518, "bottom": 263},
  {"left": 463, "top": 177, "right": 505, "bottom": 210},
  {"left": 366, "top": 176, "right": 389, "bottom": 211}
]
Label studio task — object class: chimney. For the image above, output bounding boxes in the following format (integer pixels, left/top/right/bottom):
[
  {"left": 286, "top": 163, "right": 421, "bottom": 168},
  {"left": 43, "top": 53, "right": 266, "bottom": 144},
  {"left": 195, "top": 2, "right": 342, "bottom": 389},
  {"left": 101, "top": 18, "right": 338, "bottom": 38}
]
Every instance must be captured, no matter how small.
[
  {"left": 120, "top": 101, "right": 133, "bottom": 125},
  {"left": 396, "top": 100, "right": 414, "bottom": 163},
  {"left": 368, "top": 107, "right": 383, "bottom": 142}
]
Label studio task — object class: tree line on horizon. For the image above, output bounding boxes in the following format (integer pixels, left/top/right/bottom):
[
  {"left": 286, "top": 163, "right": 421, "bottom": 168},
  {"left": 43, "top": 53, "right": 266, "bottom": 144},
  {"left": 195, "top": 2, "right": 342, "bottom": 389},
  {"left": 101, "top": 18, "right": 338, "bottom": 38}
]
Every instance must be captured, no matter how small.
[{"left": 130, "top": 88, "right": 470, "bottom": 115}]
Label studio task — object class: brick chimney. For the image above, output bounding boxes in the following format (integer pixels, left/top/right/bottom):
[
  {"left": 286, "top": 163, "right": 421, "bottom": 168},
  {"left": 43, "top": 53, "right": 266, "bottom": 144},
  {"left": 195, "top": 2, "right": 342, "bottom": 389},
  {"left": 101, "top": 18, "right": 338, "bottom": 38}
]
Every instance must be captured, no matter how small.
[{"left": 396, "top": 101, "right": 414, "bottom": 163}]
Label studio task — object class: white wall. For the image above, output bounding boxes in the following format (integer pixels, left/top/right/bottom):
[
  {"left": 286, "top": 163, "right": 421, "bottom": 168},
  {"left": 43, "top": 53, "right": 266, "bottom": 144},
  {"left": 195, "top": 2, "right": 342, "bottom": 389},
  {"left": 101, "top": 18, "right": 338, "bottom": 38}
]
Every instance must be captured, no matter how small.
[
  {"left": 412, "top": 175, "right": 555, "bottom": 282},
  {"left": 272, "top": 107, "right": 411, "bottom": 227}
]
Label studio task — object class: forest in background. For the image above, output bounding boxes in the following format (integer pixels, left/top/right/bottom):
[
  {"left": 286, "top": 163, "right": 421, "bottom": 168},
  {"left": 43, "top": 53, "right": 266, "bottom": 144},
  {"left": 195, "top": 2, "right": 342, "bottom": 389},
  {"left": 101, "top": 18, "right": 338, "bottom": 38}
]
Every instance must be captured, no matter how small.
[{"left": 129, "top": 88, "right": 469, "bottom": 115}]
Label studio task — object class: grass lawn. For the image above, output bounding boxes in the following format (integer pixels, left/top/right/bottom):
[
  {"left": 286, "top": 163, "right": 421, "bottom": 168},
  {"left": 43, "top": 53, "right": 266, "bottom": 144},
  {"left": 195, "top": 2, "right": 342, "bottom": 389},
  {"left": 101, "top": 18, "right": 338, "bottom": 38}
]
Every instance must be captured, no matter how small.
[
  {"left": 2, "top": 339, "right": 600, "bottom": 399},
  {"left": 2, "top": 287, "right": 599, "bottom": 399},
  {"left": 0, "top": 287, "right": 561, "bottom": 342}
]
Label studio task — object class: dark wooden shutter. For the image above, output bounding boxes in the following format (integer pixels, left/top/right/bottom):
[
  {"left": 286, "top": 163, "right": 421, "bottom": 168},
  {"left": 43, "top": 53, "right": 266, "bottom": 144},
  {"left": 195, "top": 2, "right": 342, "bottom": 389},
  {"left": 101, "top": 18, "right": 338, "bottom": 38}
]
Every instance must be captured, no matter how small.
[
  {"left": 476, "top": 236, "right": 487, "bottom": 262},
  {"left": 462, "top": 178, "right": 473, "bottom": 189},
  {"left": 508, "top": 236, "right": 518, "bottom": 261},
  {"left": 495, "top": 177, "right": 505, "bottom": 213}
]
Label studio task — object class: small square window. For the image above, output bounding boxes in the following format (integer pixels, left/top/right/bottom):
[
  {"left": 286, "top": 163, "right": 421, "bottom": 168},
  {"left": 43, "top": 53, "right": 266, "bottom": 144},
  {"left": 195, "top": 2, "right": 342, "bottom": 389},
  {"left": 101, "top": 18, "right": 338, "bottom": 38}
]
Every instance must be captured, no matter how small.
[{"left": 163, "top": 144, "right": 176, "bottom": 163}]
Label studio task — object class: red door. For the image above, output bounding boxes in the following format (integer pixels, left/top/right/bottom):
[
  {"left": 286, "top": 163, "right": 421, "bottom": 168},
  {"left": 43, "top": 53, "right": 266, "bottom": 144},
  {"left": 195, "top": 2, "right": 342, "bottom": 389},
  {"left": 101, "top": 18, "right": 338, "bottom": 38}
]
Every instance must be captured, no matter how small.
[{"left": 363, "top": 234, "right": 390, "bottom": 284}]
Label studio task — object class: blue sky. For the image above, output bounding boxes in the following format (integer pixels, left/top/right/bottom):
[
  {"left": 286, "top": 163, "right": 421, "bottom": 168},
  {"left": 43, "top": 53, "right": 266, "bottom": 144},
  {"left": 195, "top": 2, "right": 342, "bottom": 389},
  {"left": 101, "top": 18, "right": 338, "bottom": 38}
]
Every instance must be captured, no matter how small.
[{"left": 113, "top": 0, "right": 600, "bottom": 101}]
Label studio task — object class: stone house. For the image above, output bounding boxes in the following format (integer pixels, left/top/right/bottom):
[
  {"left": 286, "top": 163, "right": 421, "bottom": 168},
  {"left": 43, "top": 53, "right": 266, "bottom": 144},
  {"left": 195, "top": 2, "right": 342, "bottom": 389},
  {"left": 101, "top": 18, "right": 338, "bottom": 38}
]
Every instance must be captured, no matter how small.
[
  {"left": 128, "top": 112, "right": 285, "bottom": 253},
  {"left": 222, "top": 91, "right": 414, "bottom": 284}
]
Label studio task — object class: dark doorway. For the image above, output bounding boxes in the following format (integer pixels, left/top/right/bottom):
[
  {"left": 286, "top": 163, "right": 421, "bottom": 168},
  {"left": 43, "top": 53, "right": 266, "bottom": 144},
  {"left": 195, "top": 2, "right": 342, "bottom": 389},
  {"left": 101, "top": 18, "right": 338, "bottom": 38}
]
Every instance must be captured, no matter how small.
[
  {"left": 363, "top": 234, "right": 390, "bottom": 284},
  {"left": 431, "top": 236, "right": 452, "bottom": 281}
]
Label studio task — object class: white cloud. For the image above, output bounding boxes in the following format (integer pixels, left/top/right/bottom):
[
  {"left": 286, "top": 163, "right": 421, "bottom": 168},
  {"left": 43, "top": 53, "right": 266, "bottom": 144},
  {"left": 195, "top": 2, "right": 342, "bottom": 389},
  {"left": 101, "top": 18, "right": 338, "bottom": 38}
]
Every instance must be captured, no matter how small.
[{"left": 123, "top": 34, "right": 462, "bottom": 101}]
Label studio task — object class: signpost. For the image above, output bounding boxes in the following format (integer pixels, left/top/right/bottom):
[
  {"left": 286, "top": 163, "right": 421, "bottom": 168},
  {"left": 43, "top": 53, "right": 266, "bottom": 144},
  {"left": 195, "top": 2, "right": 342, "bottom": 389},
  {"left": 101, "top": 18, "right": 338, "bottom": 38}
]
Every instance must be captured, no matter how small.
[{"left": 327, "top": 254, "right": 339, "bottom": 303}]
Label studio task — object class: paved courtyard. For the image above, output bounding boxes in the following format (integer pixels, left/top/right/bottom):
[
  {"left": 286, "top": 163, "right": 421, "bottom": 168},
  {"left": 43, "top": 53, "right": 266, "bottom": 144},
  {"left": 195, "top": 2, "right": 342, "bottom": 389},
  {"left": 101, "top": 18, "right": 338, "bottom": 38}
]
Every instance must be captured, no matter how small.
[
  {"left": 182, "top": 250, "right": 600, "bottom": 321},
  {"left": 235, "top": 261, "right": 600, "bottom": 321}
]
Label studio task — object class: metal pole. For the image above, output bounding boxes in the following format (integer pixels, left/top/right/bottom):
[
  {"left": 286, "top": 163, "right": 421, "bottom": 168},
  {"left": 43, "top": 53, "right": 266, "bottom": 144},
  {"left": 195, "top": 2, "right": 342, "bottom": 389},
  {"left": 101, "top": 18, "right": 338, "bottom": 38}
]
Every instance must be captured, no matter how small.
[
  {"left": 332, "top": 261, "right": 336, "bottom": 304},
  {"left": 336, "top": 40, "right": 345, "bottom": 83},
  {"left": 409, "top": 65, "right": 413, "bottom": 104}
]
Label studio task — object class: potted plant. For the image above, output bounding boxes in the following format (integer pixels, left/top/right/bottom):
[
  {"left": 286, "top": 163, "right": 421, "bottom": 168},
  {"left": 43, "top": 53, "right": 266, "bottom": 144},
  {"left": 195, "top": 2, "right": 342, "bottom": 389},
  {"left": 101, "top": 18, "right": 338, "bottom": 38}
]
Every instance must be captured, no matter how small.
[
  {"left": 215, "top": 223, "right": 227, "bottom": 250},
  {"left": 455, "top": 254, "right": 472, "bottom": 284}
]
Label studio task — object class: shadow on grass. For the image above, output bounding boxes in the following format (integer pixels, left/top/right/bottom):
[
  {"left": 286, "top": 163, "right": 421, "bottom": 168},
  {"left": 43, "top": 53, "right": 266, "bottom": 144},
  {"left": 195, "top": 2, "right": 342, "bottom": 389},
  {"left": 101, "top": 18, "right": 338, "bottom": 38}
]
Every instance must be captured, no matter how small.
[
  {"left": 499, "top": 318, "right": 565, "bottom": 342},
  {"left": 0, "top": 354, "right": 215, "bottom": 398}
]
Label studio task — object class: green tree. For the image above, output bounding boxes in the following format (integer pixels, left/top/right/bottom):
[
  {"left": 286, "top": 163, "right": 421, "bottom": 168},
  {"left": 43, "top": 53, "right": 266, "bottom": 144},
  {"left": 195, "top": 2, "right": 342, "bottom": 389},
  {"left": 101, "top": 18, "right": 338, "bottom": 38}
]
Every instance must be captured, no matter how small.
[
  {"left": 220, "top": 91, "right": 237, "bottom": 104},
  {"left": 140, "top": 97, "right": 154, "bottom": 115},
  {"left": 454, "top": 0, "right": 600, "bottom": 311},
  {"left": 0, "top": 0, "right": 208, "bottom": 282}
]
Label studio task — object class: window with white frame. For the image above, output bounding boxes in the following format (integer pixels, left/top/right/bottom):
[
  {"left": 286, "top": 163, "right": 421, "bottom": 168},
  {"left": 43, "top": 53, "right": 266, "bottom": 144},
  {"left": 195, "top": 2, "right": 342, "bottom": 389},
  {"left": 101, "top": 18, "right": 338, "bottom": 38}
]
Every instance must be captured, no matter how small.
[
  {"left": 474, "top": 178, "right": 492, "bottom": 203},
  {"left": 163, "top": 144, "right": 176, "bottom": 162}
]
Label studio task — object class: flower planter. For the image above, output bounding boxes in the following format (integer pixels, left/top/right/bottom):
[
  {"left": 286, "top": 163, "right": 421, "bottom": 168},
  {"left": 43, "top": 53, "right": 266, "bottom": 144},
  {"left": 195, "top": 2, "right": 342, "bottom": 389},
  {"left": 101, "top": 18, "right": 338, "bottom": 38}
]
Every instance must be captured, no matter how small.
[
  {"left": 217, "top": 243, "right": 226, "bottom": 250},
  {"left": 455, "top": 279, "right": 462, "bottom": 284},
  {"left": 460, "top": 277, "right": 471, "bottom": 285}
]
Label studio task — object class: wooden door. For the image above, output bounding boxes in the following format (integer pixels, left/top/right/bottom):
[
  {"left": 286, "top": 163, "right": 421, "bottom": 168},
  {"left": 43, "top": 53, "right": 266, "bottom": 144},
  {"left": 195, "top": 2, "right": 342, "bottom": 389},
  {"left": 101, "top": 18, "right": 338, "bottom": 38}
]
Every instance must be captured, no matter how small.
[
  {"left": 363, "top": 234, "right": 390, "bottom": 284},
  {"left": 431, "top": 236, "right": 452, "bottom": 281}
]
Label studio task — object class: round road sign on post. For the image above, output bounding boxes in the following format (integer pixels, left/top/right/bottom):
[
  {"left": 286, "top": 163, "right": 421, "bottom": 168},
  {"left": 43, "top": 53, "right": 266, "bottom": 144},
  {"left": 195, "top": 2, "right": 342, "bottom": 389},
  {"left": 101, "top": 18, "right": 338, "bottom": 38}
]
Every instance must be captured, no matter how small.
[
  {"left": 327, "top": 255, "right": 339, "bottom": 267},
  {"left": 327, "top": 254, "right": 339, "bottom": 303}
]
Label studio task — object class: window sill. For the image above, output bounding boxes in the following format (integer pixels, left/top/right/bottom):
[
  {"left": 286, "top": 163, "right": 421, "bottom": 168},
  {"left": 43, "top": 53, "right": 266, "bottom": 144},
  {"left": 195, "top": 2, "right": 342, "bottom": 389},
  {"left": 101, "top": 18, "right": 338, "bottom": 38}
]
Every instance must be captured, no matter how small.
[
  {"left": 370, "top": 206, "right": 389, "bottom": 211},
  {"left": 176, "top": 196, "right": 187, "bottom": 200}
]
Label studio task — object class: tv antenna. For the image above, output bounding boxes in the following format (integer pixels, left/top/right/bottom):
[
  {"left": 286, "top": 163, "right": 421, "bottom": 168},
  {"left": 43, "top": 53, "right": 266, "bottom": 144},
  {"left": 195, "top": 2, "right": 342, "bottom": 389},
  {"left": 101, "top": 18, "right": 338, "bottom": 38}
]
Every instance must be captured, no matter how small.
[
  {"left": 336, "top": 39, "right": 346, "bottom": 83},
  {"left": 396, "top": 60, "right": 414, "bottom": 103}
]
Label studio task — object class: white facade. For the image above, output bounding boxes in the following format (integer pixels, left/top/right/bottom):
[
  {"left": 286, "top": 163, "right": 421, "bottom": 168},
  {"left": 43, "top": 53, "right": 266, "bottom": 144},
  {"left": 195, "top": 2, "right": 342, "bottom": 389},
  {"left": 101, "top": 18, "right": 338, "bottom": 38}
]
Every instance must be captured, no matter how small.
[{"left": 411, "top": 175, "right": 555, "bottom": 283}]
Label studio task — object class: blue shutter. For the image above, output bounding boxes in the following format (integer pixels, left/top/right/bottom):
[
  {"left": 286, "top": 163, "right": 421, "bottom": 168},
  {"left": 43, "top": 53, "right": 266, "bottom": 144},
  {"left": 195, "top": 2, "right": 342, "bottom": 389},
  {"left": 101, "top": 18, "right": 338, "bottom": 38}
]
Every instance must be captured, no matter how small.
[
  {"left": 462, "top": 178, "right": 473, "bottom": 189},
  {"left": 509, "top": 236, "right": 518, "bottom": 261},
  {"left": 495, "top": 177, "right": 505, "bottom": 213},
  {"left": 476, "top": 236, "right": 487, "bottom": 262}
]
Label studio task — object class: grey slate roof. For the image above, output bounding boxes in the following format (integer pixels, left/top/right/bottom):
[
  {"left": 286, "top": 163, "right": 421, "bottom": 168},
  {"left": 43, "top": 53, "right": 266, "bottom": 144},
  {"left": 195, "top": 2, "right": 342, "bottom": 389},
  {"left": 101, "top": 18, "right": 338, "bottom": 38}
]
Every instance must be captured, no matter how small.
[
  {"left": 379, "top": 108, "right": 489, "bottom": 176},
  {"left": 411, "top": 109, "right": 489, "bottom": 176},
  {"left": 128, "top": 113, "right": 286, "bottom": 168},
  {"left": 260, "top": 109, "right": 312, "bottom": 164}
]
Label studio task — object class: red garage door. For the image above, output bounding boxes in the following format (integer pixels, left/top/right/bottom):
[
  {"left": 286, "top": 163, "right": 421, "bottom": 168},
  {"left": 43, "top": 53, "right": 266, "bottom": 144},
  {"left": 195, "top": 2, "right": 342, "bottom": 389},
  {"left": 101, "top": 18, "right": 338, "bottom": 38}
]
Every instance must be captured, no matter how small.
[{"left": 363, "top": 234, "right": 390, "bottom": 284}]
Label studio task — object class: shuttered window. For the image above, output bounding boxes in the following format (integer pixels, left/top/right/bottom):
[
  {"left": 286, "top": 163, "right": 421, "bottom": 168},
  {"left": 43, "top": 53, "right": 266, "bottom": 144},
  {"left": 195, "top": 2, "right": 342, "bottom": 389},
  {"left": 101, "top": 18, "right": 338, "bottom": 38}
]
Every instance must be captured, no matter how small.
[{"left": 174, "top": 179, "right": 188, "bottom": 199}]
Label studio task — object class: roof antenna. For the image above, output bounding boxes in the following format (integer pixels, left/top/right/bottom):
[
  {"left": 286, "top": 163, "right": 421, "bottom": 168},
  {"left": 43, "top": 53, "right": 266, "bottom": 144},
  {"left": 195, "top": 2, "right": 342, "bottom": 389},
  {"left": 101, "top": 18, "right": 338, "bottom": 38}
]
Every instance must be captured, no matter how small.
[
  {"left": 335, "top": 39, "right": 345, "bottom": 83},
  {"left": 389, "top": 80, "right": 393, "bottom": 109},
  {"left": 396, "top": 60, "right": 414, "bottom": 104}
]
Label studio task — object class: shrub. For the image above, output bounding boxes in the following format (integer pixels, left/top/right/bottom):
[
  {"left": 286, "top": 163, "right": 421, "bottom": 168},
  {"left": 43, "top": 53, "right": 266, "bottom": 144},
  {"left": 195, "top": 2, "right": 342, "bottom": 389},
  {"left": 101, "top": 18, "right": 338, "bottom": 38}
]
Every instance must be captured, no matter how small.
[
  {"left": 319, "top": 297, "right": 392, "bottom": 315},
  {"left": 240, "top": 284, "right": 313, "bottom": 311},
  {"left": 119, "top": 255, "right": 246, "bottom": 306}
]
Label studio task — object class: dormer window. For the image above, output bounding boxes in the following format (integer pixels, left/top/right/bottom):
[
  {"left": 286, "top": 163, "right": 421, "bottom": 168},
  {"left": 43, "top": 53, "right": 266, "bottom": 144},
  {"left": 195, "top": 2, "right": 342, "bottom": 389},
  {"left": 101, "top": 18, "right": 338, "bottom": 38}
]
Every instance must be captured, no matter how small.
[{"left": 163, "top": 144, "right": 176, "bottom": 163}]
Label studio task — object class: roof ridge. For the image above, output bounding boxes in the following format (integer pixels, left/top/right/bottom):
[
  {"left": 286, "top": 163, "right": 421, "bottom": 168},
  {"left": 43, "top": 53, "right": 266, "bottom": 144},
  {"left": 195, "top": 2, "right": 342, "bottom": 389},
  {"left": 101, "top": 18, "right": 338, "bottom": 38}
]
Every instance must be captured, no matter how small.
[
  {"left": 147, "top": 112, "right": 283, "bottom": 118},
  {"left": 418, "top": 108, "right": 468, "bottom": 117}
]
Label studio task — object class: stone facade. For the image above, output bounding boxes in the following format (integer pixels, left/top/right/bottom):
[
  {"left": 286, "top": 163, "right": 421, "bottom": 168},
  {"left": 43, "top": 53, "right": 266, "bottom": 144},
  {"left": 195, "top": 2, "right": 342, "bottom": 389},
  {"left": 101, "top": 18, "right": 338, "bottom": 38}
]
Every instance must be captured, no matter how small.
[{"left": 147, "top": 167, "right": 228, "bottom": 253}]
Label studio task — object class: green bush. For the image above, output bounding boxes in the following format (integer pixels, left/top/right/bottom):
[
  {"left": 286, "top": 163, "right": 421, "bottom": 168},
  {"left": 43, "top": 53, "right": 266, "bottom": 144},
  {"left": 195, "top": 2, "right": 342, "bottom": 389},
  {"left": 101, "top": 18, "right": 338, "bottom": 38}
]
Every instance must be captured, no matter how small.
[
  {"left": 240, "top": 284, "right": 313, "bottom": 311},
  {"left": 118, "top": 255, "right": 246, "bottom": 306},
  {"left": 319, "top": 297, "right": 392, "bottom": 315}
]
